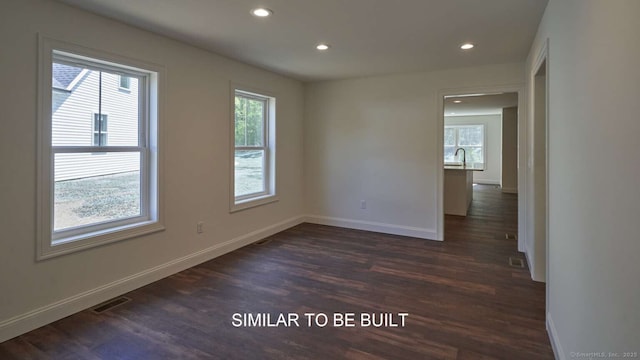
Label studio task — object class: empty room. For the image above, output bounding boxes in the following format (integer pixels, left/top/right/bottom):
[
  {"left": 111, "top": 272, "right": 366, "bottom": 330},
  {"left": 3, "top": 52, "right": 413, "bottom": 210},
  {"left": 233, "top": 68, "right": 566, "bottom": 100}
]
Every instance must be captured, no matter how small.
[{"left": 1, "top": 0, "right": 638, "bottom": 359}]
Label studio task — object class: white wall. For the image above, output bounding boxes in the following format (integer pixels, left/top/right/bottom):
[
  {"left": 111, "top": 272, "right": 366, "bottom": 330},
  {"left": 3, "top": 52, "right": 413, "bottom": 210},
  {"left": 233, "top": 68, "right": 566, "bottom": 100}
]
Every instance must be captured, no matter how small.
[
  {"left": 445, "top": 115, "right": 502, "bottom": 185},
  {"left": 527, "top": 0, "right": 640, "bottom": 357},
  {"left": 0, "top": 0, "right": 305, "bottom": 341},
  {"left": 304, "top": 64, "right": 524, "bottom": 238}
]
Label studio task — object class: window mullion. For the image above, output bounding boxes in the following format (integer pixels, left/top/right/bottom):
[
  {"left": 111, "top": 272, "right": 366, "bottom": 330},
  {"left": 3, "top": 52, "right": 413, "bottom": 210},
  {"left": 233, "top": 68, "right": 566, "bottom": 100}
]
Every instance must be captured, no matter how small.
[
  {"left": 98, "top": 71, "right": 103, "bottom": 146},
  {"left": 234, "top": 146, "right": 265, "bottom": 151},
  {"left": 52, "top": 146, "right": 144, "bottom": 153}
]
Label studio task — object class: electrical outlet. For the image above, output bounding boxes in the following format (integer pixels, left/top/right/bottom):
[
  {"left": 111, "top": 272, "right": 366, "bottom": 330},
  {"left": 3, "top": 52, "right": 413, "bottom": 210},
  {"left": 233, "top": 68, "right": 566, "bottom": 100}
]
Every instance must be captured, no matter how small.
[
  {"left": 197, "top": 221, "right": 204, "bottom": 234},
  {"left": 360, "top": 200, "right": 367, "bottom": 209}
]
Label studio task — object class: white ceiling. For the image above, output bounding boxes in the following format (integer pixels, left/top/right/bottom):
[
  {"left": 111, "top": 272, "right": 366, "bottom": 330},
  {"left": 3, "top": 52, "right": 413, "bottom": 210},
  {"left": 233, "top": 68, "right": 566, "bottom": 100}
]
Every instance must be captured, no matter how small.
[
  {"left": 56, "top": 0, "right": 548, "bottom": 82},
  {"left": 444, "top": 93, "right": 518, "bottom": 116}
]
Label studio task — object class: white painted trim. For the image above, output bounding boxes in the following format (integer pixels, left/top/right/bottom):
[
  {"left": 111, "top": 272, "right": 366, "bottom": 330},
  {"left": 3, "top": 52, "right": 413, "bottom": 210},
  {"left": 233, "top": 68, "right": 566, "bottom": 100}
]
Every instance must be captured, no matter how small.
[
  {"left": 305, "top": 215, "right": 438, "bottom": 240},
  {"left": 547, "top": 313, "right": 565, "bottom": 360},
  {"left": 229, "top": 82, "right": 278, "bottom": 213},
  {"left": 502, "top": 187, "right": 518, "bottom": 194},
  {"left": 37, "top": 35, "right": 166, "bottom": 260},
  {"left": 474, "top": 180, "right": 500, "bottom": 185},
  {"left": 529, "top": 37, "right": 550, "bottom": 294},
  {"left": 524, "top": 244, "right": 535, "bottom": 280},
  {"left": 525, "top": 242, "right": 544, "bottom": 282},
  {"left": 0, "top": 215, "right": 305, "bottom": 343},
  {"left": 230, "top": 195, "right": 279, "bottom": 213}
]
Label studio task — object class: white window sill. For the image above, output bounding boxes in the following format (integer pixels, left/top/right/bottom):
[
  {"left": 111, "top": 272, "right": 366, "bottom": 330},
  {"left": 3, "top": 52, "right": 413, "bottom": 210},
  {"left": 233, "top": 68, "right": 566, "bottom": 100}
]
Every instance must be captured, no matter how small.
[
  {"left": 39, "top": 220, "right": 165, "bottom": 260},
  {"left": 230, "top": 194, "right": 279, "bottom": 213}
]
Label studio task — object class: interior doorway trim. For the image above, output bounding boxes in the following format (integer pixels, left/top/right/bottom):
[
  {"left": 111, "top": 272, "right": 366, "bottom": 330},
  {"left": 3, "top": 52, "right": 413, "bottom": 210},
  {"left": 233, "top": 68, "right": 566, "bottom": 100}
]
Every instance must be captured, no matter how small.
[
  {"left": 530, "top": 38, "right": 549, "bottom": 279},
  {"left": 436, "top": 84, "right": 526, "bottom": 248}
]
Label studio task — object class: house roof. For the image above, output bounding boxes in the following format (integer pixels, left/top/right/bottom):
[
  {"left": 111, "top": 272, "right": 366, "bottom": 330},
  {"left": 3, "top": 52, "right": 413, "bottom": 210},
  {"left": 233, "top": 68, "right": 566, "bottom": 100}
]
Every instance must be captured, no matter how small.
[{"left": 52, "top": 63, "right": 83, "bottom": 91}]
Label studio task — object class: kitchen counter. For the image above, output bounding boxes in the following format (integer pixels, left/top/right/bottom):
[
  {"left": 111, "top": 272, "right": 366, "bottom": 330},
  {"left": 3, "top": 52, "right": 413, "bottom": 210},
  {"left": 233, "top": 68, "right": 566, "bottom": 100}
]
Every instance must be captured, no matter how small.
[
  {"left": 444, "top": 163, "right": 485, "bottom": 171},
  {"left": 444, "top": 163, "right": 484, "bottom": 216}
]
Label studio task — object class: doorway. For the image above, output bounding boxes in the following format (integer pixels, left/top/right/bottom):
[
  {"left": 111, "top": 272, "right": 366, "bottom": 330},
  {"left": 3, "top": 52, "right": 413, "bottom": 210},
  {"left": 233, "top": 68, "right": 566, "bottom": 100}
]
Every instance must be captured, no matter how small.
[{"left": 440, "top": 91, "right": 519, "bottom": 225}]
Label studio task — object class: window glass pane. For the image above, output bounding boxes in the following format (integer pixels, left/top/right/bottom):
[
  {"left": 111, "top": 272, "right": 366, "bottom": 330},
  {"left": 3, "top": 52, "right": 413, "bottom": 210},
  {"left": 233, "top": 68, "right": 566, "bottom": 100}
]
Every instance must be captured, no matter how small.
[
  {"left": 92, "top": 114, "right": 108, "bottom": 146},
  {"left": 52, "top": 62, "right": 139, "bottom": 147},
  {"left": 120, "top": 76, "right": 130, "bottom": 89},
  {"left": 458, "top": 126, "right": 483, "bottom": 146},
  {"left": 234, "top": 149, "right": 265, "bottom": 197},
  {"left": 464, "top": 146, "right": 483, "bottom": 163},
  {"left": 444, "top": 127, "right": 455, "bottom": 146},
  {"left": 235, "top": 95, "right": 264, "bottom": 147},
  {"left": 101, "top": 72, "right": 139, "bottom": 146},
  {"left": 54, "top": 152, "right": 141, "bottom": 231},
  {"left": 444, "top": 146, "right": 457, "bottom": 162}
]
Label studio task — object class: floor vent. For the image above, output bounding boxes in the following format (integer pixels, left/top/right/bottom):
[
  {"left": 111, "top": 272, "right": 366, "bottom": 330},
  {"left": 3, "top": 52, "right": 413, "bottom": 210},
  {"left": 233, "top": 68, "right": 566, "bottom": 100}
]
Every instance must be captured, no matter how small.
[
  {"left": 254, "top": 238, "right": 272, "bottom": 246},
  {"left": 509, "top": 257, "right": 524, "bottom": 268},
  {"left": 505, "top": 233, "right": 517, "bottom": 240},
  {"left": 92, "top": 297, "right": 131, "bottom": 314}
]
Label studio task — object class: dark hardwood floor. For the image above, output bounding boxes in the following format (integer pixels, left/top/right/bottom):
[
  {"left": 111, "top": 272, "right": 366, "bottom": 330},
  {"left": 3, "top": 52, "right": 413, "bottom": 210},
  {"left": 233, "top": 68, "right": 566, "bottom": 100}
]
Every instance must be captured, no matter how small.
[{"left": 0, "top": 185, "right": 553, "bottom": 359}]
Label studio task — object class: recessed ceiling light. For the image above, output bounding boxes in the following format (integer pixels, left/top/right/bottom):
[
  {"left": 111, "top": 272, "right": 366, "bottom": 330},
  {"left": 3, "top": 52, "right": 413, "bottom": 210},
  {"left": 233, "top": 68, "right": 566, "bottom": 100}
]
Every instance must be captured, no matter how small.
[
  {"left": 453, "top": 100, "right": 462, "bottom": 103},
  {"left": 460, "top": 43, "right": 474, "bottom": 50},
  {"left": 251, "top": 8, "right": 273, "bottom": 17},
  {"left": 316, "top": 44, "right": 330, "bottom": 51}
]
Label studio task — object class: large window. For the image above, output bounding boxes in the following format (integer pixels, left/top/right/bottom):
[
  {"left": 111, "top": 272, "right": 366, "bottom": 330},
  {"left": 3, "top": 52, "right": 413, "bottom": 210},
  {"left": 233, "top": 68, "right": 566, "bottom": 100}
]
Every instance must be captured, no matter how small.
[
  {"left": 38, "top": 37, "right": 163, "bottom": 259},
  {"left": 444, "top": 124, "right": 485, "bottom": 164},
  {"left": 232, "top": 88, "right": 276, "bottom": 211}
]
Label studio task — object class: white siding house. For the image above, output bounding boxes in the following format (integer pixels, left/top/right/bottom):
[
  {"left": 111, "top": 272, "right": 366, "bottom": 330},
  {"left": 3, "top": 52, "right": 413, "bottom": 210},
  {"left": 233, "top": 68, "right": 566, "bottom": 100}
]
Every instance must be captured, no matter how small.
[{"left": 52, "top": 63, "right": 139, "bottom": 181}]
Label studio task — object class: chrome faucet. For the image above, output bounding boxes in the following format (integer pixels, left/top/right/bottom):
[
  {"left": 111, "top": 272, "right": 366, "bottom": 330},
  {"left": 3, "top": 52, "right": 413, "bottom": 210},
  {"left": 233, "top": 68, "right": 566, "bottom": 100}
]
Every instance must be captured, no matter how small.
[{"left": 455, "top": 148, "right": 466, "bottom": 165}]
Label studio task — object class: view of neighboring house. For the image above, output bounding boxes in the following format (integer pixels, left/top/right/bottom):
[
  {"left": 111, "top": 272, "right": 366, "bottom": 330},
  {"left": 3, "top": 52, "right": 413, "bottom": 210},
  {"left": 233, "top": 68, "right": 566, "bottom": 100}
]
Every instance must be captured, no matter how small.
[{"left": 52, "top": 63, "right": 140, "bottom": 181}]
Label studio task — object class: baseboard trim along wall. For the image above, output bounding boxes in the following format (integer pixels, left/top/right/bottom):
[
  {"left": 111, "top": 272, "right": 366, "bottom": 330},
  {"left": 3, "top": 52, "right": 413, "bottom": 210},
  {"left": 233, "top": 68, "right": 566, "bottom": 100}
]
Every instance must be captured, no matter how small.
[
  {"left": 525, "top": 244, "right": 534, "bottom": 280},
  {"left": 473, "top": 179, "right": 500, "bottom": 185},
  {"left": 547, "top": 313, "right": 565, "bottom": 360},
  {"left": 502, "top": 187, "right": 518, "bottom": 194},
  {"left": 0, "top": 215, "right": 305, "bottom": 343},
  {"left": 305, "top": 215, "right": 438, "bottom": 240}
]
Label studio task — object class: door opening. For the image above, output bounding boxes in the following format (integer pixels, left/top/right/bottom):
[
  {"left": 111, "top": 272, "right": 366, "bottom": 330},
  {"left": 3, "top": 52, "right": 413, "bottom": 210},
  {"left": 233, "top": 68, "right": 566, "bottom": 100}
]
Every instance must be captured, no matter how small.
[{"left": 442, "top": 92, "right": 519, "bottom": 228}]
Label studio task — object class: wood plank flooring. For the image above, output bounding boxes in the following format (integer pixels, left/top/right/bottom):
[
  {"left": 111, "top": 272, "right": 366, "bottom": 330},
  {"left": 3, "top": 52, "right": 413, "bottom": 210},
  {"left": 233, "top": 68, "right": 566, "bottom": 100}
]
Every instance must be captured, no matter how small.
[{"left": 0, "top": 185, "right": 554, "bottom": 359}]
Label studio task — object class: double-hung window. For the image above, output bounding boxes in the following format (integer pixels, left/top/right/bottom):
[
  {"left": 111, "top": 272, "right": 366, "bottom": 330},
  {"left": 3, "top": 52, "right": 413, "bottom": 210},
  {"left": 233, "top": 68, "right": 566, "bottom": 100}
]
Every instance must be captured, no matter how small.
[
  {"left": 38, "top": 37, "right": 164, "bottom": 259},
  {"left": 92, "top": 113, "right": 108, "bottom": 146},
  {"left": 231, "top": 88, "right": 276, "bottom": 211},
  {"left": 444, "top": 124, "right": 486, "bottom": 165}
]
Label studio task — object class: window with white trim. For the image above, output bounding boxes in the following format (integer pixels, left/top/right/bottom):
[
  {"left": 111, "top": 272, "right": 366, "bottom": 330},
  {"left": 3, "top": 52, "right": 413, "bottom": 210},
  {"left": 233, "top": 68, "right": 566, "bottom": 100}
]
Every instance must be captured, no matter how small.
[
  {"left": 119, "top": 75, "right": 131, "bottom": 90},
  {"left": 38, "top": 37, "right": 163, "bottom": 259},
  {"left": 444, "top": 124, "right": 485, "bottom": 164},
  {"left": 92, "top": 113, "right": 108, "bottom": 146},
  {"left": 232, "top": 89, "right": 276, "bottom": 210}
]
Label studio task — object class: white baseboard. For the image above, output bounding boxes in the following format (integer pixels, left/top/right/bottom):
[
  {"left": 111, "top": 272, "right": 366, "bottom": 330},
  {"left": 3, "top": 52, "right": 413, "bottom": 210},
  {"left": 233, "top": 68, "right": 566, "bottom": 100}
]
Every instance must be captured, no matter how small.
[
  {"left": 473, "top": 179, "right": 500, "bottom": 185},
  {"left": 305, "top": 215, "right": 438, "bottom": 241},
  {"left": 502, "top": 187, "right": 518, "bottom": 194},
  {"left": 0, "top": 215, "right": 305, "bottom": 343},
  {"left": 524, "top": 245, "right": 545, "bottom": 283},
  {"left": 524, "top": 244, "right": 535, "bottom": 280},
  {"left": 547, "top": 313, "right": 564, "bottom": 360}
]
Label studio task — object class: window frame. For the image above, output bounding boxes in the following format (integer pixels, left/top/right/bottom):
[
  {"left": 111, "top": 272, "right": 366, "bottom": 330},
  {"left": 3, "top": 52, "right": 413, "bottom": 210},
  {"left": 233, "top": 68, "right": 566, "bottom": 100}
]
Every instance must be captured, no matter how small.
[
  {"left": 230, "top": 85, "right": 277, "bottom": 212},
  {"left": 92, "top": 113, "right": 108, "bottom": 146},
  {"left": 119, "top": 75, "right": 131, "bottom": 91},
  {"left": 37, "top": 35, "right": 165, "bottom": 260},
  {"left": 444, "top": 124, "right": 486, "bottom": 166}
]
